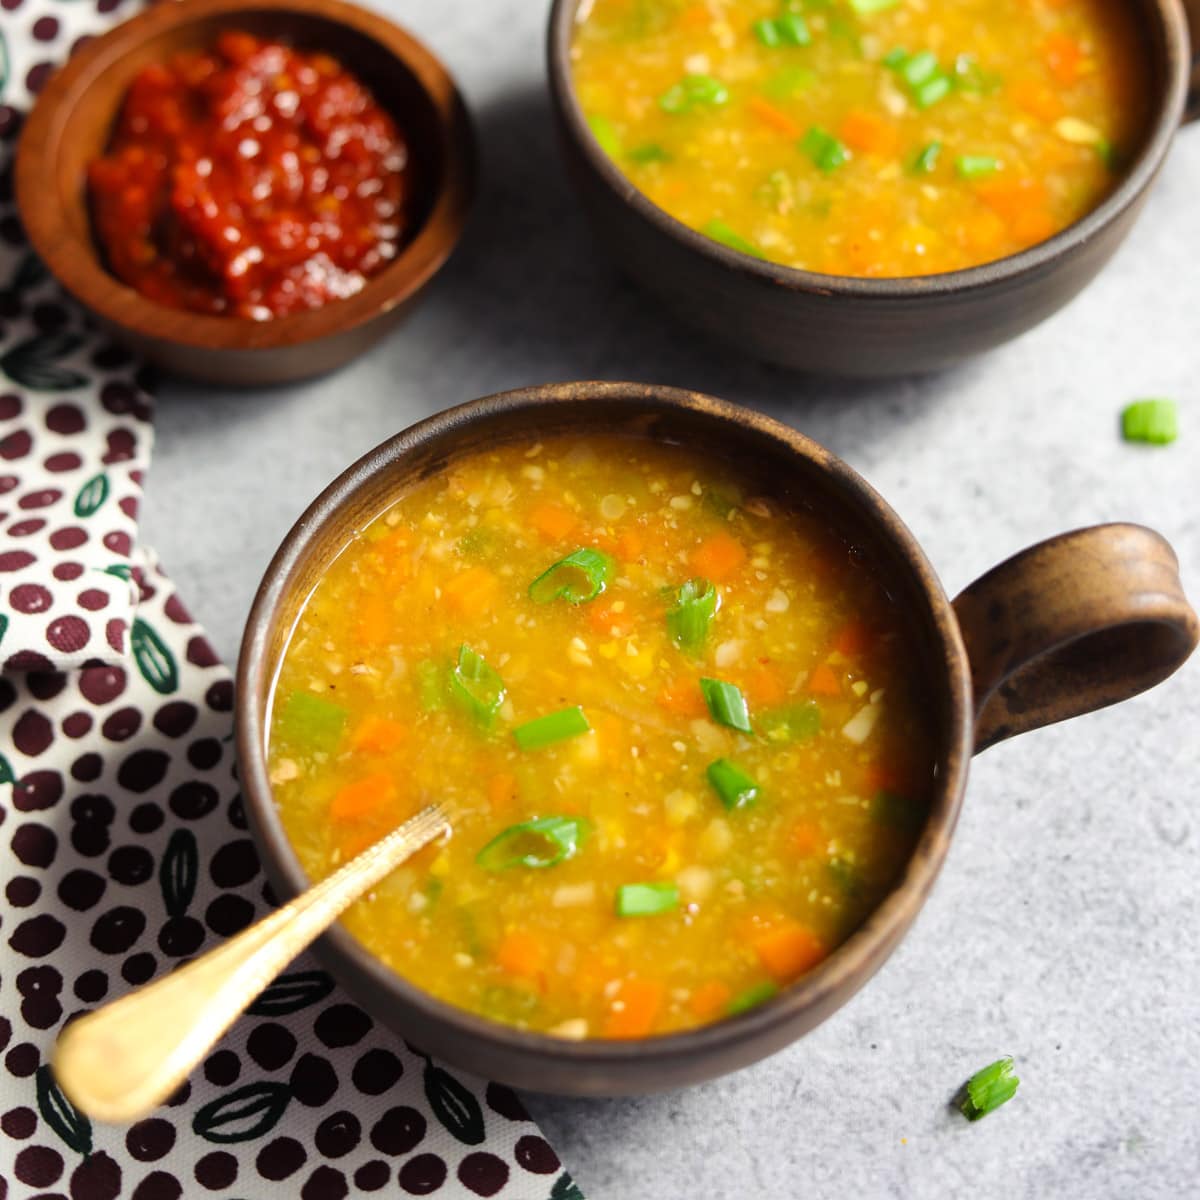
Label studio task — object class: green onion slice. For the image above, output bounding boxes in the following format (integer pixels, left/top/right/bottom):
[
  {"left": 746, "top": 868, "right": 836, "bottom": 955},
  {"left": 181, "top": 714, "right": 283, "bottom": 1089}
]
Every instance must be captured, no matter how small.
[
  {"left": 726, "top": 981, "right": 778, "bottom": 1015},
  {"left": 1121, "top": 398, "right": 1177, "bottom": 445},
  {"left": 659, "top": 73, "right": 730, "bottom": 114},
  {"left": 528, "top": 547, "right": 614, "bottom": 605},
  {"left": 513, "top": 705, "right": 591, "bottom": 751},
  {"left": 882, "top": 46, "right": 908, "bottom": 67},
  {"left": 761, "top": 701, "right": 821, "bottom": 742},
  {"left": 476, "top": 815, "right": 590, "bottom": 871},
  {"left": 703, "top": 219, "right": 764, "bottom": 259},
  {"left": 775, "top": 13, "right": 811, "bottom": 45},
  {"left": 959, "top": 1057, "right": 1020, "bottom": 1121},
  {"left": 956, "top": 154, "right": 1002, "bottom": 178},
  {"left": 667, "top": 577, "right": 720, "bottom": 650},
  {"left": 800, "top": 126, "right": 850, "bottom": 172},
  {"left": 700, "top": 677, "right": 753, "bottom": 733},
  {"left": 706, "top": 758, "right": 759, "bottom": 810},
  {"left": 586, "top": 113, "right": 621, "bottom": 159},
  {"left": 615, "top": 881, "right": 679, "bottom": 917},
  {"left": 763, "top": 65, "right": 817, "bottom": 99},
  {"left": 912, "top": 140, "right": 942, "bottom": 173},
  {"left": 914, "top": 74, "right": 952, "bottom": 108},
  {"left": 899, "top": 49, "right": 938, "bottom": 86},
  {"left": 276, "top": 690, "right": 346, "bottom": 752},
  {"left": 628, "top": 142, "right": 670, "bottom": 163},
  {"left": 850, "top": 0, "right": 900, "bottom": 11},
  {"left": 752, "top": 17, "right": 782, "bottom": 46},
  {"left": 450, "top": 644, "right": 506, "bottom": 725}
]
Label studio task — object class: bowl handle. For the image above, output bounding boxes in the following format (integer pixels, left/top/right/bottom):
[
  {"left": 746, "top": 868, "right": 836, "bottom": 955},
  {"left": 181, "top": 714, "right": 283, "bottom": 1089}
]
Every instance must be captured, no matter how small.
[{"left": 951, "top": 524, "right": 1198, "bottom": 753}]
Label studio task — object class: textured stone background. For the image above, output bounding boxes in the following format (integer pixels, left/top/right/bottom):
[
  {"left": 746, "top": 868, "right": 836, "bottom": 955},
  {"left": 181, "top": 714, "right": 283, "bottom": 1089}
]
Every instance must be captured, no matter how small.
[{"left": 140, "top": 2, "right": 1200, "bottom": 1196}]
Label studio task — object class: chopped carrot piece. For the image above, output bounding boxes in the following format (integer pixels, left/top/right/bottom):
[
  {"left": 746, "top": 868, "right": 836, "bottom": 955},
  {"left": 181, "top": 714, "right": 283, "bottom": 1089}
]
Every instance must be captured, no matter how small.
[
  {"left": 690, "top": 980, "right": 733, "bottom": 1019},
  {"left": 487, "top": 771, "right": 518, "bottom": 813},
  {"left": 615, "top": 527, "right": 644, "bottom": 561},
  {"left": 587, "top": 602, "right": 633, "bottom": 638},
  {"left": 807, "top": 663, "right": 842, "bottom": 696},
  {"left": 442, "top": 565, "right": 497, "bottom": 618},
  {"left": 832, "top": 620, "right": 871, "bottom": 657},
  {"left": 746, "top": 663, "right": 788, "bottom": 707},
  {"left": 690, "top": 532, "right": 747, "bottom": 582},
  {"left": 1042, "top": 32, "right": 1083, "bottom": 85},
  {"left": 959, "top": 207, "right": 1008, "bottom": 252},
  {"left": 789, "top": 822, "right": 823, "bottom": 857},
  {"left": 749, "top": 95, "right": 801, "bottom": 138},
  {"left": 350, "top": 716, "right": 407, "bottom": 755},
  {"left": 976, "top": 177, "right": 1048, "bottom": 224},
  {"left": 656, "top": 678, "right": 709, "bottom": 718},
  {"left": 752, "top": 923, "right": 826, "bottom": 983},
  {"left": 679, "top": 3, "right": 711, "bottom": 27},
  {"left": 330, "top": 772, "right": 394, "bottom": 824},
  {"left": 603, "top": 978, "right": 665, "bottom": 1038},
  {"left": 495, "top": 930, "right": 546, "bottom": 981},
  {"left": 529, "top": 503, "right": 578, "bottom": 542},
  {"left": 1013, "top": 207, "right": 1056, "bottom": 246},
  {"left": 356, "top": 592, "right": 394, "bottom": 646},
  {"left": 863, "top": 762, "right": 899, "bottom": 793},
  {"left": 838, "top": 109, "right": 897, "bottom": 157},
  {"left": 1010, "top": 77, "right": 1066, "bottom": 122}
]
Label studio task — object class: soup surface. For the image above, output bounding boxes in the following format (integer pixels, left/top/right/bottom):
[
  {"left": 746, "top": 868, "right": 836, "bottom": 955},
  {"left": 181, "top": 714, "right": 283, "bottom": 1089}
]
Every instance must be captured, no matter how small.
[
  {"left": 569, "top": 0, "right": 1147, "bottom": 276},
  {"left": 269, "top": 436, "right": 935, "bottom": 1038}
]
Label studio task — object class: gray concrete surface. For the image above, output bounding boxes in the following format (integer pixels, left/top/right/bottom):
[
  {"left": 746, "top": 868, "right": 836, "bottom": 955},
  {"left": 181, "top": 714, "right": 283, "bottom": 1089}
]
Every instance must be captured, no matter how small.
[{"left": 139, "top": 2, "right": 1200, "bottom": 1195}]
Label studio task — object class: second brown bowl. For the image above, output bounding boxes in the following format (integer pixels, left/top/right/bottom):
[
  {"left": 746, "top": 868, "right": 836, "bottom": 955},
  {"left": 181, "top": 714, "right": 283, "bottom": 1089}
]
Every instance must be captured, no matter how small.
[{"left": 16, "top": 0, "right": 475, "bottom": 386}]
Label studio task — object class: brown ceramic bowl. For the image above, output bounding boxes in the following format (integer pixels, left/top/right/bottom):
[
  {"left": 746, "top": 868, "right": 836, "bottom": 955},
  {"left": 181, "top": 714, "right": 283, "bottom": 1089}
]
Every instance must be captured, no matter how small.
[
  {"left": 547, "top": 0, "right": 1200, "bottom": 377},
  {"left": 236, "top": 381, "right": 1198, "bottom": 1094},
  {"left": 15, "top": 0, "right": 474, "bottom": 386}
]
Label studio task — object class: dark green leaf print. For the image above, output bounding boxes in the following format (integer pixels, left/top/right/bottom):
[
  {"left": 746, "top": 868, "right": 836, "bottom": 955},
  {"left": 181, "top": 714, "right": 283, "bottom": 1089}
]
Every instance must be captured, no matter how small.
[
  {"left": 160, "top": 828, "right": 198, "bottom": 917},
  {"left": 0, "top": 752, "right": 12, "bottom": 786},
  {"left": 0, "top": 31, "right": 7, "bottom": 99},
  {"left": 0, "top": 612, "right": 6, "bottom": 649},
  {"left": 73, "top": 473, "right": 110, "bottom": 518},
  {"left": 102, "top": 564, "right": 135, "bottom": 581},
  {"left": 246, "top": 970, "right": 335, "bottom": 1017},
  {"left": 551, "top": 1173, "right": 586, "bottom": 1200},
  {"left": 131, "top": 618, "right": 178, "bottom": 695},
  {"left": 36, "top": 1065, "right": 93, "bottom": 1157},
  {"left": 193, "top": 1082, "right": 292, "bottom": 1144},
  {"left": 0, "top": 332, "right": 87, "bottom": 391},
  {"left": 424, "top": 1059, "right": 486, "bottom": 1145},
  {"left": 11, "top": 250, "right": 48, "bottom": 293}
]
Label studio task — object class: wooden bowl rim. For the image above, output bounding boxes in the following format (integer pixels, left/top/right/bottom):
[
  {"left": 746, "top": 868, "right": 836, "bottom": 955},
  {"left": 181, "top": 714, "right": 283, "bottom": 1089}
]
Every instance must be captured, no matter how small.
[
  {"left": 235, "top": 381, "right": 976, "bottom": 1074},
  {"left": 15, "top": 0, "right": 475, "bottom": 352},
  {"left": 546, "top": 0, "right": 1189, "bottom": 298}
]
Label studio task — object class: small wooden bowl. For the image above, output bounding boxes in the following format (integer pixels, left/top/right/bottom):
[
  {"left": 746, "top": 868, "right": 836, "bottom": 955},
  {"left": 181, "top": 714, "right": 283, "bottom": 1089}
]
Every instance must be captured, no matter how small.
[
  {"left": 547, "top": 0, "right": 1200, "bottom": 377},
  {"left": 16, "top": 0, "right": 475, "bottom": 386},
  {"left": 236, "top": 381, "right": 1198, "bottom": 1095}
]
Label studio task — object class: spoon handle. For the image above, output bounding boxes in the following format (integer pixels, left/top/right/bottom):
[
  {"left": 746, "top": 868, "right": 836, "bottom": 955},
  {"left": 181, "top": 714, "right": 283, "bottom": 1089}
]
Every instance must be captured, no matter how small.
[{"left": 54, "top": 803, "right": 450, "bottom": 1123}]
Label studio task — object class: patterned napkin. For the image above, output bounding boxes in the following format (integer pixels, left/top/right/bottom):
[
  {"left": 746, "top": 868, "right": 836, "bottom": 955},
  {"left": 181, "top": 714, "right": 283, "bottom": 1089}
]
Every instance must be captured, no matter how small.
[{"left": 0, "top": 6, "right": 583, "bottom": 1198}]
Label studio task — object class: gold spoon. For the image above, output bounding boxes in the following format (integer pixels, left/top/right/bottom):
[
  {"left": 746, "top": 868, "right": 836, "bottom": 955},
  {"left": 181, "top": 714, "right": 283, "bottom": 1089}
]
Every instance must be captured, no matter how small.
[{"left": 54, "top": 803, "right": 450, "bottom": 1123}]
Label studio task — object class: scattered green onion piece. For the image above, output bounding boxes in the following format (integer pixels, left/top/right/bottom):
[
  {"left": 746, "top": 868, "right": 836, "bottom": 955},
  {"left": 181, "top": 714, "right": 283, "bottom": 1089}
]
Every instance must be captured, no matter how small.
[
  {"left": 953, "top": 54, "right": 1002, "bottom": 93},
  {"left": 912, "top": 140, "right": 942, "bottom": 173},
  {"left": 450, "top": 644, "right": 506, "bottom": 726},
  {"left": 871, "top": 790, "right": 927, "bottom": 833},
  {"left": 913, "top": 74, "right": 952, "bottom": 108},
  {"left": 899, "top": 49, "right": 938, "bottom": 86},
  {"left": 586, "top": 113, "right": 622, "bottom": 159},
  {"left": 476, "top": 815, "right": 589, "bottom": 871},
  {"left": 667, "top": 577, "right": 720, "bottom": 650},
  {"left": 1121, "top": 398, "right": 1177, "bottom": 445},
  {"left": 761, "top": 700, "right": 821, "bottom": 742},
  {"left": 706, "top": 758, "right": 759, "bottom": 810},
  {"left": 513, "top": 705, "right": 591, "bottom": 751},
  {"left": 628, "top": 142, "right": 670, "bottom": 163},
  {"left": 615, "top": 881, "right": 679, "bottom": 917},
  {"left": 659, "top": 73, "right": 730, "bottom": 114},
  {"left": 703, "top": 219, "right": 764, "bottom": 259},
  {"left": 800, "top": 126, "right": 850, "bottom": 172},
  {"left": 753, "top": 17, "right": 782, "bottom": 46},
  {"left": 956, "top": 154, "right": 1002, "bottom": 179},
  {"left": 882, "top": 46, "right": 908, "bottom": 67},
  {"left": 763, "top": 65, "right": 816, "bottom": 99},
  {"left": 276, "top": 690, "right": 346, "bottom": 752},
  {"left": 828, "top": 857, "right": 863, "bottom": 897},
  {"left": 849, "top": 0, "right": 899, "bottom": 12},
  {"left": 959, "top": 1057, "right": 1020, "bottom": 1121},
  {"left": 726, "top": 981, "right": 778, "bottom": 1015},
  {"left": 700, "top": 677, "right": 753, "bottom": 733},
  {"left": 528, "top": 547, "right": 614, "bottom": 605},
  {"left": 775, "top": 13, "right": 811, "bottom": 45},
  {"left": 416, "top": 660, "right": 446, "bottom": 712}
]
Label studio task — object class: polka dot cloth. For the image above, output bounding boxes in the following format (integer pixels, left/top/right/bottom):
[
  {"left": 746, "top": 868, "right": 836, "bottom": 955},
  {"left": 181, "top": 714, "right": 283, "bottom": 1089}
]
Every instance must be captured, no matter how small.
[
  {"left": 1, "top": 0, "right": 155, "bottom": 674},
  {"left": 1, "top": 5, "right": 584, "bottom": 1197}
]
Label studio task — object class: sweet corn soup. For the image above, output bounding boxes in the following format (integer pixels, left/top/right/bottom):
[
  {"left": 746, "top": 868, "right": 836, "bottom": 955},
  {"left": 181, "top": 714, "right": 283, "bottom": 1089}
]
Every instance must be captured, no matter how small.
[
  {"left": 570, "top": 0, "right": 1147, "bottom": 276},
  {"left": 268, "top": 438, "right": 935, "bottom": 1038}
]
